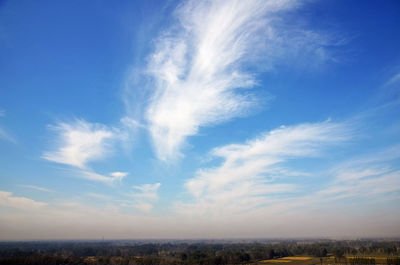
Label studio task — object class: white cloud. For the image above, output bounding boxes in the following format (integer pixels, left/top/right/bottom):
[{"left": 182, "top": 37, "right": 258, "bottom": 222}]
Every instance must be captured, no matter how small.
[
  {"left": 42, "top": 119, "right": 128, "bottom": 184},
  {"left": 42, "top": 119, "right": 116, "bottom": 168},
  {"left": 260, "top": 144, "right": 400, "bottom": 215},
  {"left": 316, "top": 146, "right": 400, "bottom": 201},
  {"left": 19, "top": 185, "right": 54, "bottom": 193},
  {"left": 177, "top": 121, "right": 350, "bottom": 216},
  {"left": 0, "top": 127, "right": 16, "bottom": 143},
  {"left": 319, "top": 170, "right": 400, "bottom": 200},
  {"left": 385, "top": 71, "right": 400, "bottom": 86},
  {"left": 0, "top": 191, "right": 47, "bottom": 210},
  {"left": 85, "top": 192, "right": 113, "bottom": 201},
  {"left": 120, "top": 116, "right": 146, "bottom": 130},
  {"left": 133, "top": 202, "right": 155, "bottom": 213},
  {"left": 81, "top": 170, "right": 127, "bottom": 185},
  {"left": 142, "top": 0, "right": 332, "bottom": 161},
  {"left": 130, "top": 183, "right": 161, "bottom": 212},
  {"left": 110, "top": 171, "right": 128, "bottom": 179},
  {"left": 0, "top": 109, "right": 16, "bottom": 143}
]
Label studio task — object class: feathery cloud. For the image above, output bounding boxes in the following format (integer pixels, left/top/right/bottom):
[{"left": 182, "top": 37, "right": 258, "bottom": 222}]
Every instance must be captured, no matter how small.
[
  {"left": 19, "top": 185, "right": 54, "bottom": 193},
  {"left": 316, "top": 145, "right": 400, "bottom": 201},
  {"left": 81, "top": 170, "right": 127, "bottom": 185},
  {"left": 142, "top": 0, "right": 332, "bottom": 161},
  {"left": 385, "top": 71, "right": 400, "bottom": 86},
  {"left": 42, "top": 119, "right": 116, "bottom": 168},
  {"left": 131, "top": 183, "right": 161, "bottom": 213},
  {"left": 0, "top": 127, "right": 16, "bottom": 143},
  {"left": 177, "top": 121, "right": 350, "bottom": 216},
  {"left": 43, "top": 119, "right": 127, "bottom": 184},
  {"left": 0, "top": 109, "right": 16, "bottom": 143}
]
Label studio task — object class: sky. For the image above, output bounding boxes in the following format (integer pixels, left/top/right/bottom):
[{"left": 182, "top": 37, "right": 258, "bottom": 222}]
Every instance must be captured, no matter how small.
[{"left": 0, "top": 0, "right": 400, "bottom": 240}]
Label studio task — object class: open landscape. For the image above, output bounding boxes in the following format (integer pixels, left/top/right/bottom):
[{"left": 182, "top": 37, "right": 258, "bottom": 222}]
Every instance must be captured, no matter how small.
[
  {"left": 1, "top": 0, "right": 399, "bottom": 264},
  {"left": 0, "top": 239, "right": 399, "bottom": 265}
]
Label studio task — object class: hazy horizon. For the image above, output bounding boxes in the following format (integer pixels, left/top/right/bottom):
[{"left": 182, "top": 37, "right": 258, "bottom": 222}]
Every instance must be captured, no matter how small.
[{"left": 1, "top": 0, "right": 400, "bottom": 240}]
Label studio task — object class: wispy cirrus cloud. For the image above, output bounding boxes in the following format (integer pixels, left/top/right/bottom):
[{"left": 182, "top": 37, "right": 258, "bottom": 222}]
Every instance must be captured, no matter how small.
[
  {"left": 0, "top": 191, "right": 47, "bottom": 210},
  {"left": 42, "top": 119, "right": 116, "bottom": 169},
  {"left": 18, "top": 185, "right": 54, "bottom": 193},
  {"left": 177, "top": 121, "right": 351, "bottom": 217},
  {"left": 240, "top": 143, "right": 400, "bottom": 218},
  {"left": 81, "top": 170, "right": 127, "bottom": 185},
  {"left": 141, "top": 0, "right": 333, "bottom": 161},
  {"left": 319, "top": 169, "right": 400, "bottom": 201},
  {"left": 0, "top": 109, "right": 16, "bottom": 143},
  {"left": 0, "top": 127, "right": 15, "bottom": 143},
  {"left": 385, "top": 71, "right": 400, "bottom": 87},
  {"left": 315, "top": 144, "right": 400, "bottom": 202},
  {"left": 130, "top": 183, "right": 161, "bottom": 213},
  {"left": 42, "top": 119, "right": 127, "bottom": 184}
]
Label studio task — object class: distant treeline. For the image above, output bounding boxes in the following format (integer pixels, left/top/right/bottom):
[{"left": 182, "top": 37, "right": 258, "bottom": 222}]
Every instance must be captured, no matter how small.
[{"left": 0, "top": 239, "right": 399, "bottom": 265}]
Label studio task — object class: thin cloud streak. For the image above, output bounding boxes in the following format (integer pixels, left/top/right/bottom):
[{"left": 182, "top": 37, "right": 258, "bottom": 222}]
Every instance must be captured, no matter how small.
[
  {"left": 143, "top": 0, "right": 331, "bottom": 161},
  {"left": 0, "top": 127, "right": 16, "bottom": 143},
  {"left": 130, "top": 183, "right": 161, "bottom": 213},
  {"left": 0, "top": 110, "right": 16, "bottom": 143},
  {"left": 0, "top": 191, "right": 47, "bottom": 210},
  {"left": 249, "top": 144, "right": 400, "bottom": 216},
  {"left": 81, "top": 170, "right": 126, "bottom": 185},
  {"left": 19, "top": 185, "right": 55, "bottom": 193},
  {"left": 385, "top": 71, "right": 400, "bottom": 86},
  {"left": 177, "top": 121, "right": 351, "bottom": 217},
  {"left": 315, "top": 146, "right": 400, "bottom": 202}
]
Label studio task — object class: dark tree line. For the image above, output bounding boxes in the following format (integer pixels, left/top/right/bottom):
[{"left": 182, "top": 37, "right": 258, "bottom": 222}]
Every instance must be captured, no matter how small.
[{"left": 0, "top": 239, "right": 399, "bottom": 265}]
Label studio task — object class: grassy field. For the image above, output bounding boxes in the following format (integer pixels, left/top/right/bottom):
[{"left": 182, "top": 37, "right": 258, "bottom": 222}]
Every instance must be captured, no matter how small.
[
  {"left": 261, "top": 259, "right": 290, "bottom": 263},
  {"left": 256, "top": 255, "right": 400, "bottom": 265},
  {"left": 281, "top": 257, "right": 314, "bottom": 261},
  {"left": 257, "top": 256, "right": 398, "bottom": 265},
  {"left": 258, "top": 256, "right": 318, "bottom": 265}
]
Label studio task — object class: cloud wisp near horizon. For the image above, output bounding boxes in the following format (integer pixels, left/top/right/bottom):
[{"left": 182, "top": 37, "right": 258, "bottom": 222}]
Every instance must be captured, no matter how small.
[
  {"left": 178, "top": 121, "right": 352, "bottom": 217},
  {"left": 0, "top": 0, "right": 400, "bottom": 239}
]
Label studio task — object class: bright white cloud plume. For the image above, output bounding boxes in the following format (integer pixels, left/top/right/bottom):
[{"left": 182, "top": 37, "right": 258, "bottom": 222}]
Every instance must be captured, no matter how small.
[
  {"left": 43, "top": 119, "right": 127, "bottom": 184},
  {"left": 143, "top": 0, "right": 331, "bottom": 161},
  {"left": 81, "top": 170, "right": 127, "bottom": 185},
  {"left": 177, "top": 121, "right": 350, "bottom": 216},
  {"left": 43, "top": 119, "right": 116, "bottom": 168},
  {"left": 110, "top": 171, "right": 128, "bottom": 179},
  {"left": 131, "top": 183, "right": 161, "bottom": 213}
]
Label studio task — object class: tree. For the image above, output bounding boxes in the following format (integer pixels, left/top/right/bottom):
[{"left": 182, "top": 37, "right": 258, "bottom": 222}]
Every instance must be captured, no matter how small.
[{"left": 268, "top": 249, "right": 275, "bottom": 259}]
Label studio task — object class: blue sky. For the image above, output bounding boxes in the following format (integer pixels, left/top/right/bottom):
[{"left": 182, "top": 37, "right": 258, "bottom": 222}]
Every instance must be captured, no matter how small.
[{"left": 0, "top": 0, "right": 400, "bottom": 240}]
